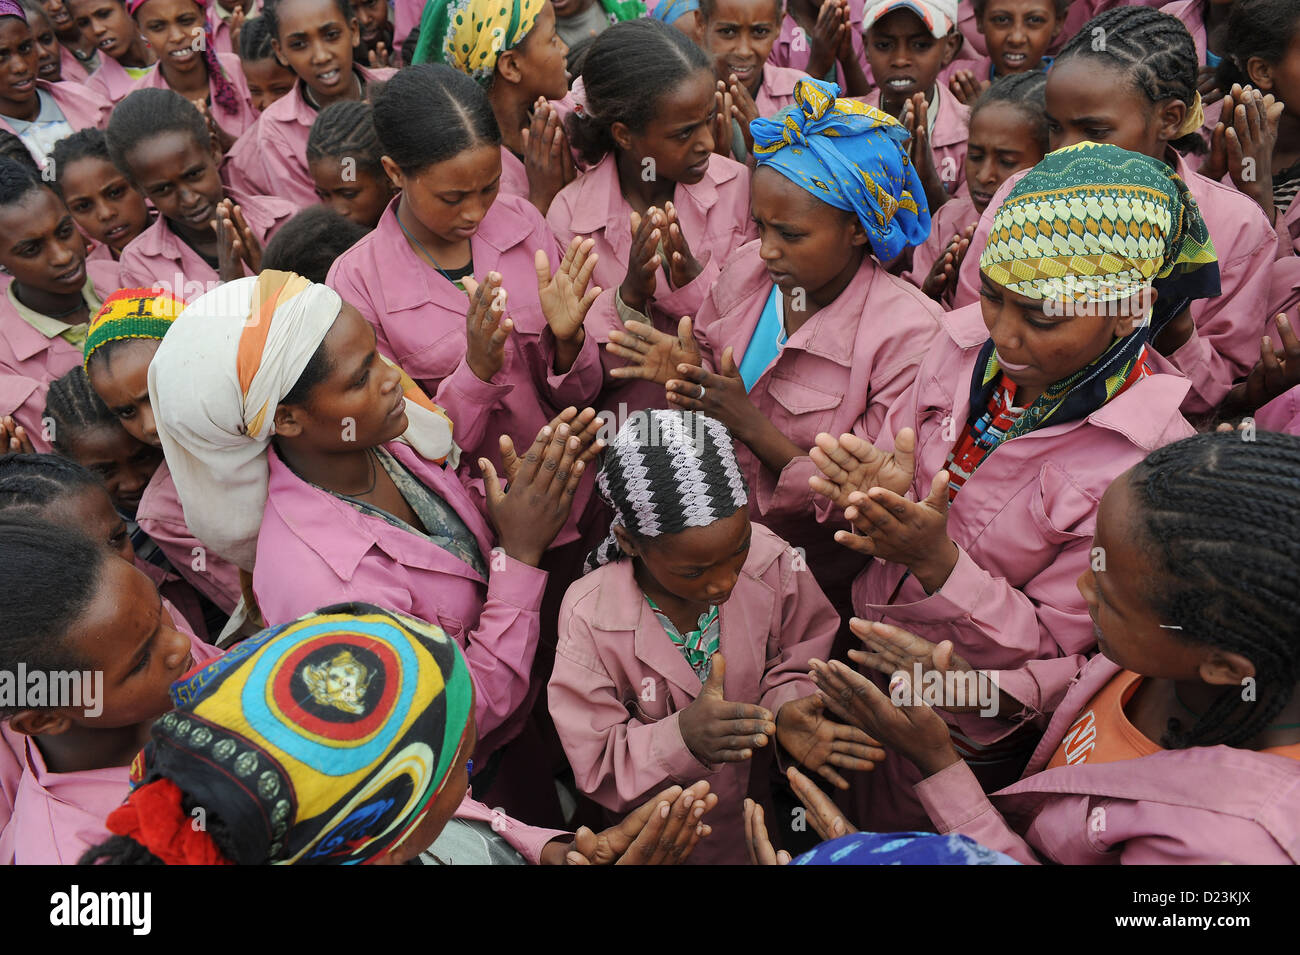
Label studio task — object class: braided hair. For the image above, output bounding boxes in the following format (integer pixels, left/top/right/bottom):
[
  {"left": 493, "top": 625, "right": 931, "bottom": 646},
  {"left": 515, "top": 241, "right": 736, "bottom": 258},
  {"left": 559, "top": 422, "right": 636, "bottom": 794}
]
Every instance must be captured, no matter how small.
[
  {"left": 238, "top": 13, "right": 275, "bottom": 61},
  {"left": 970, "top": 70, "right": 1049, "bottom": 156},
  {"left": 0, "top": 453, "right": 103, "bottom": 515},
  {"left": 43, "top": 366, "right": 118, "bottom": 456},
  {"left": 1217, "top": 0, "right": 1300, "bottom": 92},
  {"left": 371, "top": 64, "right": 499, "bottom": 174},
  {"left": 105, "top": 88, "right": 210, "bottom": 180},
  {"left": 1055, "top": 6, "right": 1205, "bottom": 156},
  {"left": 49, "top": 128, "right": 110, "bottom": 198},
  {"left": 306, "top": 99, "right": 384, "bottom": 177},
  {"left": 0, "top": 156, "right": 45, "bottom": 207},
  {"left": 1128, "top": 430, "right": 1300, "bottom": 749},
  {"left": 0, "top": 130, "right": 39, "bottom": 176},
  {"left": 586, "top": 410, "right": 749, "bottom": 572}
]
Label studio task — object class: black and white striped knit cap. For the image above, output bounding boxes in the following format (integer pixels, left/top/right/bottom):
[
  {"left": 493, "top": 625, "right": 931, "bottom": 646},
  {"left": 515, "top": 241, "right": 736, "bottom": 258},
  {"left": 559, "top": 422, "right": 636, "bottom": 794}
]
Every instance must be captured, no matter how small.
[{"left": 584, "top": 410, "right": 749, "bottom": 573}]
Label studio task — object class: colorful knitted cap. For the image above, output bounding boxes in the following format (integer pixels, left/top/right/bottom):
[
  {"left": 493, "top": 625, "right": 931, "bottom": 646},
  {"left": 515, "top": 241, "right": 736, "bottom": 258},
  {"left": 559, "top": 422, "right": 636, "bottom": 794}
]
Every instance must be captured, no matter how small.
[{"left": 83, "top": 287, "right": 187, "bottom": 370}]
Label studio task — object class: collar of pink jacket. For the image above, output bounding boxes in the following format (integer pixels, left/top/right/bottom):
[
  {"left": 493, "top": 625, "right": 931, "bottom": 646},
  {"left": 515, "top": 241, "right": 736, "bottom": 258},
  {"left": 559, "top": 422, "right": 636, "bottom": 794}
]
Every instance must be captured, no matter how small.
[{"left": 562, "top": 151, "right": 745, "bottom": 236}]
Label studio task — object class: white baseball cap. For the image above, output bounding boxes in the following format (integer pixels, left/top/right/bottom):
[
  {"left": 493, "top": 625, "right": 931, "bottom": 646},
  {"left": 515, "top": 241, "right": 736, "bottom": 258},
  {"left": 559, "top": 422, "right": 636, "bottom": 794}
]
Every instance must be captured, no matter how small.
[{"left": 862, "top": 0, "right": 959, "bottom": 37}]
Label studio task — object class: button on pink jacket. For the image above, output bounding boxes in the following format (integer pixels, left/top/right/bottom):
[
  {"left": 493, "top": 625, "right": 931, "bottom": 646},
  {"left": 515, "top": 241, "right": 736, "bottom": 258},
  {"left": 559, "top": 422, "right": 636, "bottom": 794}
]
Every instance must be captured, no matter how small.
[{"left": 548, "top": 523, "right": 838, "bottom": 865}]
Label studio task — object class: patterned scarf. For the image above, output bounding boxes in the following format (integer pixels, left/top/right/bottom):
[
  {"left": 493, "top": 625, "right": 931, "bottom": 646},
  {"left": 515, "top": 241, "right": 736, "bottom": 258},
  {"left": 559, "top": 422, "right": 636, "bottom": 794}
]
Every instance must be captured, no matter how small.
[
  {"left": 83, "top": 287, "right": 186, "bottom": 370},
  {"left": 411, "top": 0, "right": 544, "bottom": 84}
]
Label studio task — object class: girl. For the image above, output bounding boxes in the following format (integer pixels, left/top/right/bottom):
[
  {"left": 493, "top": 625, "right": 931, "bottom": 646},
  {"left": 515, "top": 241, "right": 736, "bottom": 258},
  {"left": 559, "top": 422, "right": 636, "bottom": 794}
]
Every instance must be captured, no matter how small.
[
  {"left": 1159, "top": 0, "right": 1236, "bottom": 152},
  {"left": 859, "top": 0, "right": 967, "bottom": 210},
  {"left": 305, "top": 100, "right": 395, "bottom": 229},
  {"left": 0, "top": 2, "right": 111, "bottom": 167},
  {"left": 808, "top": 142, "right": 1204, "bottom": 830},
  {"left": 610, "top": 78, "right": 939, "bottom": 629},
  {"left": 21, "top": 0, "right": 73, "bottom": 82},
  {"left": 327, "top": 64, "right": 605, "bottom": 550},
  {"left": 549, "top": 410, "right": 878, "bottom": 865},
  {"left": 225, "top": 0, "right": 395, "bottom": 209},
  {"left": 206, "top": 0, "right": 256, "bottom": 56},
  {"left": 126, "top": 0, "right": 259, "bottom": 145},
  {"left": 147, "top": 271, "right": 601, "bottom": 763},
  {"left": 952, "top": 6, "right": 1280, "bottom": 418},
  {"left": 810, "top": 430, "right": 1300, "bottom": 864},
  {"left": 0, "top": 517, "right": 221, "bottom": 864},
  {"left": 548, "top": 18, "right": 755, "bottom": 416},
  {"left": 905, "top": 71, "right": 1047, "bottom": 303},
  {"left": 38, "top": 0, "right": 98, "bottom": 77},
  {"left": 236, "top": 13, "right": 294, "bottom": 112},
  {"left": 81, "top": 603, "right": 718, "bottom": 866},
  {"left": 412, "top": 0, "right": 578, "bottom": 216},
  {"left": 352, "top": 0, "right": 391, "bottom": 66},
  {"left": 943, "top": 0, "right": 1063, "bottom": 104},
  {"left": 262, "top": 205, "right": 368, "bottom": 279},
  {"left": 769, "top": 0, "right": 869, "bottom": 95},
  {"left": 82, "top": 287, "right": 244, "bottom": 616},
  {"left": 107, "top": 88, "right": 296, "bottom": 290},
  {"left": 51, "top": 129, "right": 155, "bottom": 260},
  {"left": 72, "top": 0, "right": 158, "bottom": 104}
]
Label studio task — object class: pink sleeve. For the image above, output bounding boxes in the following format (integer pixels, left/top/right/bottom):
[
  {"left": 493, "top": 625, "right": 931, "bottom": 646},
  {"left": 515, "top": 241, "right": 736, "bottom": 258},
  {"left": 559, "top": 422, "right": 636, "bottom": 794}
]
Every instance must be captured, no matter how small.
[
  {"left": 454, "top": 794, "right": 569, "bottom": 865},
  {"left": 532, "top": 325, "right": 604, "bottom": 409},
  {"left": 432, "top": 354, "right": 517, "bottom": 461},
  {"left": 759, "top": 547, "right": 838, "bottom": 716},
  {"left": 914, "top": 760, "right": 1045, "bottom": 864},
  {"left": 326, "top": 255, "right": 398, "bottom": 358},
  {"left": 137, "top": 514, "right": 243, "bottom": 614}
]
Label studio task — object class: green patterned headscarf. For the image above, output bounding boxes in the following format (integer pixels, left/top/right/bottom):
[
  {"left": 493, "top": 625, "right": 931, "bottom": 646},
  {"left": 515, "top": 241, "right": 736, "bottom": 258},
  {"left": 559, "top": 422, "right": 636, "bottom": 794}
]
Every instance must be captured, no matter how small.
[{"left": 411, "top": 0, "right": 545, "bottom": 85}]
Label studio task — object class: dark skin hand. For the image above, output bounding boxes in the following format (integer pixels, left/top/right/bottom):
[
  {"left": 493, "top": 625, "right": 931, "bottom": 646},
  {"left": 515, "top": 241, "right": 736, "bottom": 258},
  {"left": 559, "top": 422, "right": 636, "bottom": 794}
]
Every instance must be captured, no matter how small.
[
  {"left": 620, "top": 208, "right": 664, "bottom": 312},
  {"left": 0, "top": 415, "right": 35, "bottom": 454},
  {"left": 661, "top": 200, "right": 705, "bottom": 289},
  {"left": 1203, "top": 85, "right": 1283, "bottom": 224},
  {"left": 521, "top": 98, "right": 577, "bottom": 216},
  {"left": 712, "top": 80, "right": 735, "bottom": 158},
  {"left": 774, "top": 692, "right": 884, "bottom": 789},
  {"left": 367, "top": 41, "right": 391, "bottom": 68},
  {"left": 1223, "top": 313, "right": 1300, "bottom": 417},
  {"left": 678, "top": 652, "right": 777, "bottom": 765},
  {"left": 461, "top": 271, "right": 514, "bottom": 384},
  {"left": 212, "top": 199, "right": 261, "bottom": 282},
  {"left": 606, "top": 315, "right": 702, "bottom": 386},
  {"left": 728, "top": 72, "right": 759, "bottom": 156},
  {"left": 743, "top": 765, "right": 858, "bottom": 864},
  {"left": 902, "top": 92, "right": 950, "bottom": 212},
  {"left": 550, "top": 780, "right": 719, "bottom": 865},
  {"left": 948, "top": 69, "right": 989, "bottom": 107},
  {"left": 497, "top": 405, "right": 605, "bottom": 485},
  {"left": 920, "top": 225, "right": 974, "bottom": 302},
  {"left": 807, "top": 426, "right": 918, "bottom": 513}
]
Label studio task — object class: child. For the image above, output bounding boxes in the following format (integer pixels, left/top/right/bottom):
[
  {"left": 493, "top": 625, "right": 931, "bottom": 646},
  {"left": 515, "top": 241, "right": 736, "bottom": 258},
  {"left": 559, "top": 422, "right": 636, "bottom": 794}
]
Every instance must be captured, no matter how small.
[
  {"left": 859, "top": 0, "right": 967, "bottom": 210},
  {"left": 0, "top": 517, "right": 222, "bottom": 863},
  {"left": 411, "top": 0, "right": 578, "bottom": 215},
  {"left": 549, "top": 18, "right": 756, "bottom": 416},
  {"left": 236, "top": 13, "right": 294, "bottom": 112},
  {"left": 80, "top": 603, "right": 718, "bottom": 866},
  {"left": 51, "top": 129, "right": 155, "bottom": 260},
  {"left": 225, "top": 0, "right": 395, "bottom": 209},
  {"left": 21, "top": 0, "right": 70, "bottom": 82},
  {"left": 262, "top": 205, "right": 368, "bottom": 278},
  {"left": 549, "top": 410, "right": 876, "bottom": 865},
  {"left": 952, "top": 7, "right": 1279, "bottom": 418},
  {"left": 73, "top": 0, "right": 158, "bottom": 104},
  {"left": 905, "top": 70, "right": 1046, "bottom": 303},
  {"left": 205, "top": 0, "right": 256, "bottom": 56},
  {"left": 38, "top": 0, "right": 98, "bottom": 77},
  {"left": 328, "top": 64, "right": 606, "bottom": 545},
  {"left": 609, "top": 78, "right": 939, "bottom": 630},
  {"left": 551, "top": 0, "right": 644, "bottom": 49},
  {"left": 126, "top": 0, "right": 259, "bottom": 144},
  {"left": 0, "top": 2, "right": 111, "bottom": 167},
  {"left": 305, "top": 100, "right": 395, "bottom": 229},
  {"left": 809, "top": 142, "right": 1204, "bottom": 830},
  {"left": 1159, "top": 0, "right": 1235, "bottom": 153},
  {"left": 769, "top": 0, "right": 869, "bottom": 95},
  {"left": 352, "top": 0, "right": 391, "bottom": 66},
  {"left": 107, "top": 88, "right": 296, "bottom": 290},
  {"left": 811, "top": 430, "right": 1300, "bottom": 864},
  {"left": 943, "top": 0, "right": 1063, "bottom": 105}
]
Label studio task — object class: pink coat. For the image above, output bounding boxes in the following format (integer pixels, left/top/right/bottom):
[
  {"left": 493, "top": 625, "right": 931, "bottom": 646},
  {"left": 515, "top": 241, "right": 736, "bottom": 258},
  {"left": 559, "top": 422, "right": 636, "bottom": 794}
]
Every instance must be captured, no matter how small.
[
  {"left": 693, "top": 241, "right": 940, "bottom": 593},
  {"left": 546, "top": 151, "right": 756, "bottom": 415},
  {"left": 768, "top": 0, "right": 867, "bottom": 90},
  {"left": 1253, "top": 383, "right": 1300, "bottom": 435},
  {"left": 0, "top": 79, "right": 112, "bottom": 141},
  {"left": 325, "top": 193, "right": 603, "bottom": 545},
  {"left": 57, "top": 45, "right": 91, "bottom": 84},
  {"left": 953, "top": 152, "right": 1278, "bottom": 415},
  {"left": 859, "top": 83, "right": 969, "bottom": 198},
  {"left": 754, "top": 64, "right": 809, "bottom": 118},
  {"left": 84, "top": 54, "right": 145, "bottom": 105},
  {"left": 901, "top": 192, "right": 978, "bottom": 296},
  {"left": 127, "top": 52, "right": 259, "bottom": 140},
  {"left": 548, "top": 522, "right": 838, "bottom": 865},
  {"left": 0, "top": 370, "right": 51, "bottom": 453},
  {"left": 226, "top": 66, "right": 397, "bottom": 209},
  {"left": 116, "top": 185, "right": 296, "bottom": 292},
  {"left": 254, "top": 440, "right": 547, "bottom": 757},
  {"left": 453, "top": 793, "right": 568, "bottom": 863},
  {"left": 916, "top": 654, "right": 1300, "bottom": 864},
  {"left": 137, "top": 459, "right": 243, "bottom": 615},
  {"left": 206, "top": 0, "right": 259, "bottom": 56}
]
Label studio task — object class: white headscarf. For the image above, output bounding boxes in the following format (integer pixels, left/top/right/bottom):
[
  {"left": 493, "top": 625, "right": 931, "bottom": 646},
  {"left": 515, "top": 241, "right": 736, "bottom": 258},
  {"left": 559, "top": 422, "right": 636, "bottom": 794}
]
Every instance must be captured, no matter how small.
[{"left": 148, "top": 272, "right": 456, "bottom": 571}]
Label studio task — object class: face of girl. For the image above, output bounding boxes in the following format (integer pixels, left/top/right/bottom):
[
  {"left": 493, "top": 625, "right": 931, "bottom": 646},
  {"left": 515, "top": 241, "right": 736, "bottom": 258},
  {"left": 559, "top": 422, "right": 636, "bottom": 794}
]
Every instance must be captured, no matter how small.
[
  {"left": 1045, "top": 56, "right": 1182, "bottom": 160},
  {"left": 125, "top": 129, "right": 224, "bottom": 245},
  {"left": 41, "top": 0, "right": 77, "bottom": 34},
  {"left": 750, "top": 165, "right": 867, "bottom": 296},
  {"left": 509, "top": 2, "right": 568, "bottom": 102},
  {"left": 275, "top": 304, "right": 408, "bottom": 452},
  {"left": 613, "top": 67, "right": 717, "bottom": 186},
  {"left": 352, "top": 0, "right": 388, "bottom": 49},
  {"left": 978, "top": 273, "right": 1143, "bottom": 404},
  {"left": 241, "top": 54, "right": 297, "bottom": 112},
  {"left": 87, "top": 338, "right": 162, "bottom": 447},
  {"left": 28, "top": 9, "right": 63, "bottom": 82},
  {"left": 271, "top": 0, "right": 360, "bottom": 106},
  {"left": 380, "top": 713, "right": 477, "bottom": 865},
  {"left": 1249, "top": 29, "right": 1300, "bottom": 119},
  {"left": 135, "top": 0, "right": 207, "bottom": 77},
  {"left": 0, "top": 188, "right": 87, "bottom": 296},
  {"left": 41, "top": 484, "right": 134, "bottom": 563},
  {"left": 60, "top": 155, "right": 152, "bottom": 253},
  {"left": 69, "top": 0, "right": 139, "bottom": 62},
  {"left": 63, "top": 421, "right": 163, "bottom": 510},
  {"left": 309, "top": 157, "right": 393, "bottom": 229},
  {"left": 864, "top": 10, "right": 958, "bottom": 106},
  {"left": 0, "top": 18, "right": 39, "bottom": 110},
  {"left": 703, "top": 0, "right": 782, "bottom": 91},
  {"left": 978, "top": 0, "right": 1059, "bottom": 76},
  {"left": 622, "top": 506, "right": 752, "bottom": 608},
  {"left": 387, "top": 143, "right": 501, "bottom": 244},
  {"left": 964, "top": 101, "right": 1042, "bottom": 213}
]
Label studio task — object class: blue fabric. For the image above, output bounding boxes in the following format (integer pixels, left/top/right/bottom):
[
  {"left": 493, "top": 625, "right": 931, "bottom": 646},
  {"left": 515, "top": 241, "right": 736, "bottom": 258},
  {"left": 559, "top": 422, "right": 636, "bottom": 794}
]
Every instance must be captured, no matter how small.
[
  {"left": 792, "top": 831, "right": 1022, "bottom": 865},
  {"left": 750, "top": 78, "right": 931, "bottom": 261},
  {"left": 1204, "top": 49, "right": 1221, "bottom": 69},
  {"left": 651, "top": 0, "right": 697, "bottom": 23},
  {"left": 738, "top": 284, "right": 786, "bottom": 391}
]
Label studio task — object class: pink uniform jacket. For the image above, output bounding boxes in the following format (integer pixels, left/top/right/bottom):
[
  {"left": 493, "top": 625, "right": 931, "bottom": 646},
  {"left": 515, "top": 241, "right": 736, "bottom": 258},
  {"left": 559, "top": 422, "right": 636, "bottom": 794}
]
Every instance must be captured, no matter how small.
[
  {"left": 900, "top": 192, "right": 978, "bottom": 299},
  {"left": 859, "top": 84, "right": 969, "bottom": 199},
  {"left": 126, "top": 52, "right": 260, "bottom": 140},
  {"left": 953, "top": 152, "right": 1278, "bottom": 415},
  {"left": 1253, "top": 383, "right": 1300, "bottom": 435},
  {"left": 57, "top": 45, "right": 91, "bottom": 84},
  {"left": 768, "top": 0, "right": 867, "bottom": 90},
  {"left": 916, "top": 654, "right": 1300, "bottom": 864},
  {"left": 0, "top": 79, "right": 111, "bottom": 144},
  {"left": 692, "top": 241, "right": 941, "bottom": 593},
  {"left": 226, "top": 66, "right": 397, "bottom": 209},
  {"left": 453, "top": 793, "right": 568, "bottom": 864},
  {"left": 84, "top": 54, "right": 147, "bottom": 105},
  {"left": 253, "top": 440, "right": 547, "bottom": 756},
  {"left": 325, "top": 193, "right": 603, "bottom": 545},
  {"left": 546, "top": 151, "right": 757, "bottom": 415},
  {"left": 206, "top": 0, "right": 259, "bottom": 56},
  {"left": 548, "top": 523, "right": 838, "bottom": 865},
  {"left": 753, "top": 64, "right": 809, "bottom": 118}
]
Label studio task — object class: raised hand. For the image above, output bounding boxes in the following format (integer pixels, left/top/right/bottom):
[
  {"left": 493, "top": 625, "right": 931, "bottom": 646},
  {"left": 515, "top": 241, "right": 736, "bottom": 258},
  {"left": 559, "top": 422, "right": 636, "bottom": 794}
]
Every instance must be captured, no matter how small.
[
  {"left": 606, "top": 315, "right": 702, "bottom": 386},
  {"left": 838, "top": 469, "right": 959, "bottom": 593},
  {"left": 775, "top": 692, "right": 885, "bottom": 789},
  {"left": 662, "top": 201, "right": 704, "bottom": 289},
  {"left": 743, "top": 798, "right": 791, "bottom": 866},
  {"left": 712, "top": 81, "right": 735, "bottom": 158},
  {"left": 619, "top": 208, "right": 662, "bottom": 312},
  {"left": 665, "top": 346, "right": 761, "bottom": 439},
  {"left": 368, "top": 42, "right": 391, "bottom": 69},
  {"left": 903, "top": 92, "right": 948, "bottom": 210},
  {"left": 786, "top": 765, "right": 858, "bottom": 841},
  {"left": 947, "top": 69, "right": 988, "bottom": 106},
  {"left": 563, "top": 780, "right": 718, "bottom": 865},
  {"left": 228, "top": 5, "right": 246, "bottom": 54},
  {"left": 522, "top": 98, "right": 577, "bottom": 216},
  {"left": 728, "top": 73, "right": 760, "bottom": 156},
  {"left": 498, "top": 406, "right": 605, "bottom": 485},
  {"left": 461, "top": 272, "right": 513, "bottom": 384},
  {"left": 1225, "top": 313, "right": 1300, "bottom": 416},
  {"left": 196, "top": 98, "right": 237, "bottom": 155},
  {"left": 677, "top": 653, "right": 777, "bottom": 765},
  {"left": 806, "top": 0, "right": 843, "bottom": 80},
  {"left": 535, "top": 237, "right": 601, "bottom": 344},
  {"left": 921, "top": 225, "right": 974, "bottom": 302},
  {"left": 0, "top": 415, "right": 35, "bottom": 454},
  {"left": 1218, "top": 84, "right": 1283, "bottom": 222},
  {"left": 808, "top": 426, "right": 918, "bottom": 511}
]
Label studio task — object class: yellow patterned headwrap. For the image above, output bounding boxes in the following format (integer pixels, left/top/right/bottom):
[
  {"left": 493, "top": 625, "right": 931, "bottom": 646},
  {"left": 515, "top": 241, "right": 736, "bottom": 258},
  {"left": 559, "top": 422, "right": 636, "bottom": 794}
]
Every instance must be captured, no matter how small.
[{"left": 411, "top": 0, "right": 545, "bottom": 85}]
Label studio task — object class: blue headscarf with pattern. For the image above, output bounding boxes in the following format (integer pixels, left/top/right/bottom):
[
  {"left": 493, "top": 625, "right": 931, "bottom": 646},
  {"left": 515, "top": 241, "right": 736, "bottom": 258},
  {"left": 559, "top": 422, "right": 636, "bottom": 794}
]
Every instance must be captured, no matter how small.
[{"left": 750, "top": 78, "right": 930, "bottom": 261}]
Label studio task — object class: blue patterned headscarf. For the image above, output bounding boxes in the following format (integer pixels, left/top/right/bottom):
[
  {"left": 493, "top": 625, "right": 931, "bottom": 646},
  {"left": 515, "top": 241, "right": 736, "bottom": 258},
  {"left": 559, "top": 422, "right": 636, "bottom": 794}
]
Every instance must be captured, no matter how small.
[
  {"left": 793, "top": 831, "right": 1020, "bottom": 865},
  {"left": 750, "top": 78, "right": 931, "bottom": 261},
  {"left": 651, "top": 0, "right": 698, "bottom": 24}
]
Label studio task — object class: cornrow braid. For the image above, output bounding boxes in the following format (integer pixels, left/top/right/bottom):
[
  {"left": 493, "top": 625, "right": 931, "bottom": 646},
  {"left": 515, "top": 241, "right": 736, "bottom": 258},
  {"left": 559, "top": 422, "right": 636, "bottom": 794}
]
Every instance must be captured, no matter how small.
[
  {"left": 0, "top": 453, "right": 103, "bottom": 514},
  {"left": 1129, "top": 430, "right": 1300, "bottom": 749},
  {"left": 238, "top": 14, "right": 275, "bottom": 61},
  {"left": 49, "top": 129, "right": 111, "bottom": 197},
  {"left": 43, "top": 366, "right": 118, "bottom": 455},
  {"left": 1056, "top": 6, "right": 1205, "bottom": 155},
  {"left": 971, "top": 71, "right": 1049, "bottom": 156},
  {"left": 307, "top": 100, "right": 384, "bottom": 177}
]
